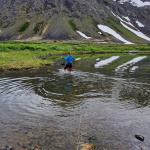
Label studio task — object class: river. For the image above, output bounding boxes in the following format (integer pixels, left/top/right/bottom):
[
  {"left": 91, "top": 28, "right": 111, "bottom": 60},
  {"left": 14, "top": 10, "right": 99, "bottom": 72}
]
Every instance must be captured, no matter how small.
[{"left": 0, "top": 54, "right": 150, "bottom": 150}]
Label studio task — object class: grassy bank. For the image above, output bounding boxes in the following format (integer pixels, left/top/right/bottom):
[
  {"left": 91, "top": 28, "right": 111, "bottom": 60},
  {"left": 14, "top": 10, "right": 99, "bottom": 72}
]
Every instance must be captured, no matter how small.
[{"left": 0, "top": 41, "right": 150, "bottom": 70}]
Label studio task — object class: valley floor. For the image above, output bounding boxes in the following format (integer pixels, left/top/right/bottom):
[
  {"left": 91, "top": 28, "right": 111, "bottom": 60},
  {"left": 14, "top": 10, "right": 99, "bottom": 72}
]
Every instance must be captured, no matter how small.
[{"left": 0, "top": 41, "right": 150, "bottom": 71}]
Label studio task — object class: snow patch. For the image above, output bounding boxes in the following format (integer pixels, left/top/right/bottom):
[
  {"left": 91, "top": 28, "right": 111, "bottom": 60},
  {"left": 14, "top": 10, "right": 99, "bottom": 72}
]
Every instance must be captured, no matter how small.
[
  {"left": 115, "top": 56, "right": 147, "bottom": 72},
  {"left": 99, "top": 42, "right": 107, "bottom": 44},
  {"left": 111, "top": 11, "right": 118, "bottom": 18},
  {"left": 116, "top": 0, "right": 150, "bottom": 7},
  {"left": 136, "top": 20, "right": 144, "bottom": 27},
  {"left": 111, "top": 11, "right": 135, "bottom": 28},
  {"left": 121, "top": 22, "right": 150, "bottom": 41},
  {"left": 77, "top": 31, "right": 91, "bottom": 39},
  {"left": 98, "top": 24, "right": 133, "bottom": 44},
  {"left": 98, "top": 32, "right": 102, "bottom": 34},
  {"left": 95, "top": 56, "right": 120, "bottom": 68},
  {"left": 123, "top": 16, "right": 130, "bottom": 22},
  {"left": 110, "top": 10, "right": 149, "bottom": 41}
]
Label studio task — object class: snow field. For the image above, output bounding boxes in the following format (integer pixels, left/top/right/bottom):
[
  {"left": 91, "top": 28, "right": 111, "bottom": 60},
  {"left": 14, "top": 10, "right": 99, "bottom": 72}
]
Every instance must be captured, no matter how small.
[
  {"left": 97, "top": 25, "right": 133, "bottom": 44},
  {"left": 113, "top": 0, "right": 150, "bottom": 7},
  {"left": 121, "top": 22, "right": 150, "bottom": 41}
]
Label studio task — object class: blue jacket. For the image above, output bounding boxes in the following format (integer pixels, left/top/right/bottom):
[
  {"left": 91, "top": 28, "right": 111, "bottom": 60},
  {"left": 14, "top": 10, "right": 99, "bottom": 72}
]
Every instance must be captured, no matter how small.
[{"left": 63, "top": 55, "right": 75, "bottom": 64}]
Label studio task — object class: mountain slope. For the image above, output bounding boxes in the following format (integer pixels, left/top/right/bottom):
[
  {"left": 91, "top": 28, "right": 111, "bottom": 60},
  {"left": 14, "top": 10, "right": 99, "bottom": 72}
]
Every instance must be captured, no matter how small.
[{"left": 0, "top": 0, "right": 150, "bottom": 44}]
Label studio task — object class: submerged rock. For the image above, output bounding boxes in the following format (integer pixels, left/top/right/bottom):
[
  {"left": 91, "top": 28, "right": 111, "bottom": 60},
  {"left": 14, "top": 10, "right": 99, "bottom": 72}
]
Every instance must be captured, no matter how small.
[
  {"left": 135, "top": 134, "right": 144, "bottom": 141},
  {"left": 61, "top": 62, "right": 65, "bottom": 65}
]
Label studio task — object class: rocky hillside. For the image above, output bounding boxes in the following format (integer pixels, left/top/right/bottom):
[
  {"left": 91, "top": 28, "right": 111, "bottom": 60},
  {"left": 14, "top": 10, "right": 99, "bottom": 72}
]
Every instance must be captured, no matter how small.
[{"left": 0, "top": 0, "right": 150, "bottom": 44}]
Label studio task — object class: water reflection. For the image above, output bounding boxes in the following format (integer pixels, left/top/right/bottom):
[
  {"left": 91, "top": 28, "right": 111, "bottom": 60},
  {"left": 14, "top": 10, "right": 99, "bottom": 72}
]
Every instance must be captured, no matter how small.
[
  {"left": 130, "top": 66, "right": 139, "bottom": 73},
  {"left": 31, "top": 70, "right": 113, "bottom": 110},
  {"left": 115, "top": 56, "right": 147, "bottom": 72},
  {"left": 95, "top": 56, "right": 120, "bottom": 68}
]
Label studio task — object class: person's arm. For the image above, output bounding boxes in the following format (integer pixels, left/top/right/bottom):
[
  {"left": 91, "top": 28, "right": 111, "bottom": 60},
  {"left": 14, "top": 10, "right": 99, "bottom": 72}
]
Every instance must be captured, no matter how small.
[
  {"left": 72, "top": 56, "right": 75, "bottom": 60},
  {"left": 62, "top": 56, "right": 69, "bottom": 60}
]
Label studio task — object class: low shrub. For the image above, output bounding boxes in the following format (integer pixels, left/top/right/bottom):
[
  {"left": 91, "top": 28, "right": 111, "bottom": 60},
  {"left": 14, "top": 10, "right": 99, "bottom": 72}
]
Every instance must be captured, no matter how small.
[
  {"left": 68, "top": 19, "right": 77, "bottom": 31},
  {"left": 33, "top": 22, "right": 43, "bottom": 34},
  {"left": 18, "top": 22, "right": 30, "bottom": 32}
]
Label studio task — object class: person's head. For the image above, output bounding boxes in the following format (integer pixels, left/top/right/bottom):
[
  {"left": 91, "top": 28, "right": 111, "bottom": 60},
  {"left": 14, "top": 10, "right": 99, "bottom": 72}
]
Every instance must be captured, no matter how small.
[{"left": 68, "top": 52, "right": 71, "bottom": 56}]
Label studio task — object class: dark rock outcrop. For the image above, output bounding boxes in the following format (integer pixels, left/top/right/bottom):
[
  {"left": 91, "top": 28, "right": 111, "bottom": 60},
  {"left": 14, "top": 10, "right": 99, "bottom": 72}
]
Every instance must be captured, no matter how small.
[{"left": 0, "top": 0, "right": 149, "bottom": 43}]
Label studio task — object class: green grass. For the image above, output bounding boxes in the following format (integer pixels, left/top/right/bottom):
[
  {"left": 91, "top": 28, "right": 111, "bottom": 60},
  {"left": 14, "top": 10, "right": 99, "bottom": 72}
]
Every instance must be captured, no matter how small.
[
  {"left": 0, "top": 41, "right": 150, "bottom": 70},
  {"left": 18, "top": 22, "right": 30, "bottom": 32},
  {"left": 85, "top": 16, "right": 99, "bottom": 28},
  {"left": 103, "top": 17, "right": 147, "bottom": 43},
  {"left": 0, "top": 51, "right": 52, "bottom": 69},
  {"left": 68, "top": 20, "right": 77, "bottom": 31}
]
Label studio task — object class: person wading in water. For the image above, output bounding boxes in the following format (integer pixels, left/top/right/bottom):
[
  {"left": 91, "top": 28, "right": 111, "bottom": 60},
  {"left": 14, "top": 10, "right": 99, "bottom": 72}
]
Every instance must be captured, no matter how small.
[{"left": 61, "top": 52, "right": 75, "bottom": 74}]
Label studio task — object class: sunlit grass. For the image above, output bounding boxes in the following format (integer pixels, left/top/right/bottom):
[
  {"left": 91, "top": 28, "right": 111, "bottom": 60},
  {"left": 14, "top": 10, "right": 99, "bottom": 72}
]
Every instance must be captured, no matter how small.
[
  {"left": 0, "top": 41, "right": 150, "bottom": 70},
  {"left": 0, "top": 51, "right": 52, "bottom": 69}
]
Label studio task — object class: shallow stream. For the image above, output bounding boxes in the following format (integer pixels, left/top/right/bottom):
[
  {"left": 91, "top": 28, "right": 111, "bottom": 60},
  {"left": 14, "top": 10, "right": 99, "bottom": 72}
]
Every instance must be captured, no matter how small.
[{"left": 0, "top": 54, "right": 150, "bottom": 150}]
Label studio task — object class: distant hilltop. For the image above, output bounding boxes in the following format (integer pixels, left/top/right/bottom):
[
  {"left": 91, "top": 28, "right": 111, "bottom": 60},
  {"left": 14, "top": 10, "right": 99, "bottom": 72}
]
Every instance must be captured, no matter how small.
[{"left": 0, "top": 0, "right": 150, "bottom": 44}]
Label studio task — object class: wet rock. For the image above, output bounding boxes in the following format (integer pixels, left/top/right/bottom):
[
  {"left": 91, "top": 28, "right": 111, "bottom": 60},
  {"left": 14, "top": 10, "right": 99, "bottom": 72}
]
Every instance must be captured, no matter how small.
[
  {"left": 135, "top": 134, "right": 144, "bottom": 141},
  {"left": 129, "top": 50, "right": 138, "bottom": 53},
  {"left": 7, "top": 68, "right": 19, "bottom": 71},
  {"left": 53, "top": 62, "right": 60, "bottom": 66},
  {"left": 61, "top": 62, "right": 65, "bottom": 65}
]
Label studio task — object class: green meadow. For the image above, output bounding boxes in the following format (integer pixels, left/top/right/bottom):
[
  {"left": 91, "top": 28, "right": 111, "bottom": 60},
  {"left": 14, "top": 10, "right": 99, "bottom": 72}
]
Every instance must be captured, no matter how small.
[{"left": 0, "top": 41, "right": 150, "bottom": 70}]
